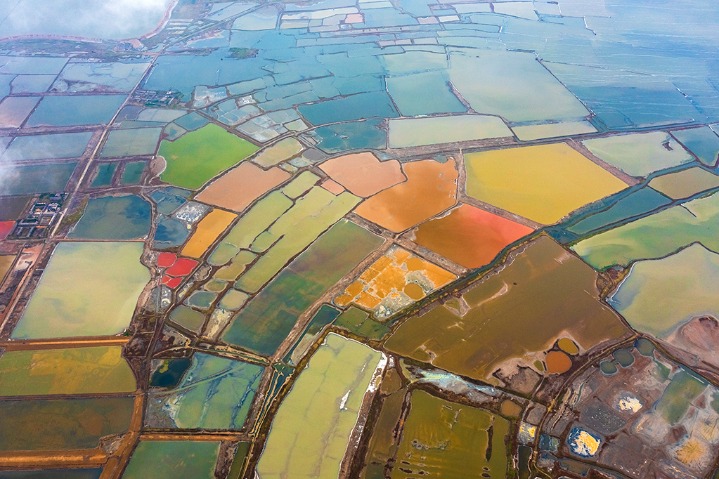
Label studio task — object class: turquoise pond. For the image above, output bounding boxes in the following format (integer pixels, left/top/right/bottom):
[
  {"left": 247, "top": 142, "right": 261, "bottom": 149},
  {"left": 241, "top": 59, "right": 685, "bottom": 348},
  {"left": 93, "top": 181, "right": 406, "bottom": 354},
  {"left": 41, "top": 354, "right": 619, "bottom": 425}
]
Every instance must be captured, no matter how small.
[
  {"left": 69, "top": 195, "right": 152, "bottom": 240},
  {"left": 90, "top": 163, "right": 117, "bottom": 188},
  {"left": 566, "top": 187, "right": 673, "bottom": 237},
  {"left": 25, "top": 95, "right": 125, "bottom": 127},
  {"left": 147, "top": 353, "right": 264, "bottom": 430}
]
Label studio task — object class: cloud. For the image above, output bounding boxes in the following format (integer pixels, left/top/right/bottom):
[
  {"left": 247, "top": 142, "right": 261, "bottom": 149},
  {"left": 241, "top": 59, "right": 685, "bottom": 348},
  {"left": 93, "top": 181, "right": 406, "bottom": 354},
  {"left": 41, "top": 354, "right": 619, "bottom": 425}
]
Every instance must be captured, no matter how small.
[
  {"left": 0, "top": 146, "right": 21, "bottom": 196},
  {"left": 0, "top": 0, "right": 176, "bottom": 41}
]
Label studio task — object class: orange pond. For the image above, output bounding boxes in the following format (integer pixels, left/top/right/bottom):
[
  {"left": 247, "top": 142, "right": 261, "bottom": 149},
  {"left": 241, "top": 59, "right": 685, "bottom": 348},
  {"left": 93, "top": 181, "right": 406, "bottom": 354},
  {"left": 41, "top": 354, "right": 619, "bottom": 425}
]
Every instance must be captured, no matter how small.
[
  {"left": 355, "top": 158, "right": 458, "bottom": 232},
  {"left": 196, "top": 162, "right": 290, "bottom": 212},
  {"left": 412, "top": 203, "right": 534, "bottom": 268},
  {"left": 320, "top": 152, "right": 406, "bottom": 198},
  {"left": 181, "top": 209, "right": 237, "bottom": 258},
  {"left": 335, "top": 246, "right": 456, "bottom": 319},
  {"left": 545, "top": 351, "right": 572, "bottom": 374}
]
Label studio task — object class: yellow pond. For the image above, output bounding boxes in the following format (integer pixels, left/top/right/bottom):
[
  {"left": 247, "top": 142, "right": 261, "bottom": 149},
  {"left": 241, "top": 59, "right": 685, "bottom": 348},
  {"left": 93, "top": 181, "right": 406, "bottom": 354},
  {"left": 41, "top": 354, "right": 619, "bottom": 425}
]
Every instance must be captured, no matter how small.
[
  {"left": 464, "top": 143, "right": 627, "bottom": 224},
  {"left": 257, "top": 333, "right": 381, "bottom": 478},
  {"left": 0, "top": 346, "right": 136, "bottom": 396}
]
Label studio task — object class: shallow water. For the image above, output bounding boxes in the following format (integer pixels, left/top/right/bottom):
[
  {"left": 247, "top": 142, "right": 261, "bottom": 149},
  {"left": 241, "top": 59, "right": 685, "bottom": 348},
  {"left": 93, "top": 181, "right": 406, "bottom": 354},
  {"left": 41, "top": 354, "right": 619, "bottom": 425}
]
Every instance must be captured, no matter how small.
[
  {"left": 147, "top": 353, "right": 263, "bottom": 430},
  {"left": 257, "top": 333, "right": 381, "bottom": 478},
  {"left": 388, "top": 115, "right": 512, "bottom": 148},
  {"left": 2, "top": 132, "right": 91, "bottom": 161},
  {"left": 609, "top": 244, "right": 719, "bottom": 338},
  {"left": 0, "top": 163, "right": 77, "bottom": 196},
  {"left": 583, "top": 132, "right": 693, "bottom": 177},
  {"left": 26, "top": 95, "right": 125, "bottom": 127},
  {"left": 13, "top": 242, "right": 149, "bottom": 338}
]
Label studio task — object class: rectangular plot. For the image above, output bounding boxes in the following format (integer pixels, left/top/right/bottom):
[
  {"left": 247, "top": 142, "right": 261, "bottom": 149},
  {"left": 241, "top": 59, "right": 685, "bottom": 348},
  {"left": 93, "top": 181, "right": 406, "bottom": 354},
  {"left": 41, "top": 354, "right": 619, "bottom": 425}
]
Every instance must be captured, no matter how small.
[
  {"left": 299, "top": 91, "right": 398, "bottom": 125},
  {"left": 100, "top": 127, "right": 163, "bottom": 158},
  {"left": 0, "top": 162, "right": 77, "bottom": 196},
  {"left": 2, "top": 132, "right": 92, "bottom": 161},
  {"left": 0, "top": 397, "right": 134, "bottom": 451},
  {"left": 26, "top": 95, "right": 125, "bottom": 127},
  {"left": 388, "top": 115, "right": 511, "bottom": 148}
]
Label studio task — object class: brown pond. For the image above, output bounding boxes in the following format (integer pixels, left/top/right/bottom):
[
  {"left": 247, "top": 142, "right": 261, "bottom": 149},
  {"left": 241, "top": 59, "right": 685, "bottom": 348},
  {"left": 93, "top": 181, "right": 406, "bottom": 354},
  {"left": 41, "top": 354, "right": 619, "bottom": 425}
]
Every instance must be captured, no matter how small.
[{"left": 385, "top": 235, "right": 629, "bottom": 384}]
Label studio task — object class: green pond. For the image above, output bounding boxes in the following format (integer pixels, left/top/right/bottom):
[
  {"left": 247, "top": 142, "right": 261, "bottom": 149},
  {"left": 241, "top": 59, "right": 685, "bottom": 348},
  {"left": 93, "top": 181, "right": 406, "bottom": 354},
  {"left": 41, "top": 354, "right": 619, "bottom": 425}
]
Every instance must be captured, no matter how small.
[
  {"left": 608, "top": 244, "right": 719, "bottom": 338},
  {"left": 122, "top": 441, "right": 220, "bottom": 479},
  {"left": 334, "top": 306, "right": 389, "bottom": 341},
  {"left": 572, "top": 191, "right": 719, "bottom": 268},
  {"left": 222, "top": 219, "right": 382, "bottom": 356},
  {"left": 285, "top": 304, "right": 340, "bottom": 365},
  {"left": 234, "top": 188, "right": 361, "bottom": 293},
  {"left": 69, "top": 195, "right": 151, "bottom": 240},
  {"left": 159, "top": 124, "right": 258, "bottom": 189},
  {"left": 0, "top": 397, "right": 134, "bottom": 451},
  {"left": 257, "top": 333, "right": 381, "bottom": 478},
  {"left": 169, "top": 305, "right": 206, "bottom": 333}
]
